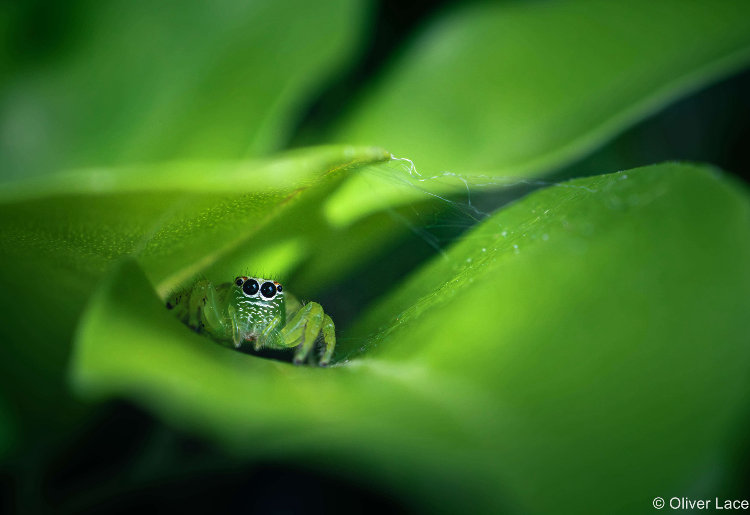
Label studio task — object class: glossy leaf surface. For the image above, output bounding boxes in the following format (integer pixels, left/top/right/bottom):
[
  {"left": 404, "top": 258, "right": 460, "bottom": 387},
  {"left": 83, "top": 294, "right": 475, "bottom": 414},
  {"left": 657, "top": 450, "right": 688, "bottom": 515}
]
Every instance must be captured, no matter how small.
[
  {"left": 328, "top": 0, "right": 750, "bottom": 221},
  {"left": 73, "top": 163, "right": 750, "bottom": 513},
  {"left": 0, "top": 0, "right": 366, "bottom": 180}
]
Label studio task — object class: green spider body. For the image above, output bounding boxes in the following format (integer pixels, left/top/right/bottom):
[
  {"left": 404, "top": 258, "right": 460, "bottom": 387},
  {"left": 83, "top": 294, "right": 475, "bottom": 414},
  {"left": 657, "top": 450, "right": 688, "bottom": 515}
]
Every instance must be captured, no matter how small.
[{"left": 167, "top": 276, "right": 335, "bottom": 366}]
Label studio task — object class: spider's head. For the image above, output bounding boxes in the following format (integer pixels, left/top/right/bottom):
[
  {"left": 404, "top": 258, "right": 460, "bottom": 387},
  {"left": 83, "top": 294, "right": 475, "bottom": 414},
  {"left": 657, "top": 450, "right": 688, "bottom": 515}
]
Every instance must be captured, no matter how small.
[{"left": 232, "top": 276, "right": 286, "bottom": 328}]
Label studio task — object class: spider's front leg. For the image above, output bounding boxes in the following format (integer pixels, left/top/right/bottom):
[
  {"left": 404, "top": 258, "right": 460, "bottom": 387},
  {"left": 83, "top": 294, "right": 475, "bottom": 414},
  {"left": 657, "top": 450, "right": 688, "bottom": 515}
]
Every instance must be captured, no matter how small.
[{"left": 280, "top": 302, "right": 336, "bottom": 366}]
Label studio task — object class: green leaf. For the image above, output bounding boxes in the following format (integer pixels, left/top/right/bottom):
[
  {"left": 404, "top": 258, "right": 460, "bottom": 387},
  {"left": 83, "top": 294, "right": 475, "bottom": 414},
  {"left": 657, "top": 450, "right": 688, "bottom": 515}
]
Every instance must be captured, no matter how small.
[
  {"left": 0, "top": 144, "right": 389, "bottom": 307},
  {"left": 0, "top": 0, "right": 367, "bottom": 180},
  {"left": 71, "top": 162, "right": 750, "bottom": 513},
  {"left": 0, "top": 145, "right": 389, "bottom": 435},
  {"left": 328, "top": 0, "right": 750, "bottom": 221}
]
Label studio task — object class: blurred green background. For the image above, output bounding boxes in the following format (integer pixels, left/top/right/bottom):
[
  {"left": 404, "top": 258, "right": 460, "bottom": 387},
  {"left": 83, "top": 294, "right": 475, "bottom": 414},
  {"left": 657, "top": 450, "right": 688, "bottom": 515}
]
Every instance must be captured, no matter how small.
[{"left": 1, "top": 0, "right": 749, "bottom": 513}]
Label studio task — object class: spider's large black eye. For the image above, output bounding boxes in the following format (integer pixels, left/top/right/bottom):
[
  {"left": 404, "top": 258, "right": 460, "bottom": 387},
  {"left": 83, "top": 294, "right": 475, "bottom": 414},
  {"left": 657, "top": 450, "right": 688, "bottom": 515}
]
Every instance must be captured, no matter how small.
[
  {"left": 260, "top": 281, "right": 277, "bottom": 299},
  {"left": 242, "top": 279, "right": 259, "bottom": 296}
]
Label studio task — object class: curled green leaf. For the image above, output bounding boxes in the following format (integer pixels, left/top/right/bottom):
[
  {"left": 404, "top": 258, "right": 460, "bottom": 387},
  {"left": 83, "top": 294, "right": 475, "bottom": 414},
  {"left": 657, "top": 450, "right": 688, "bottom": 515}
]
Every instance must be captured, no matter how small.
[{"left": 72, "top": 162, "right": 750, "bottom": 513}]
